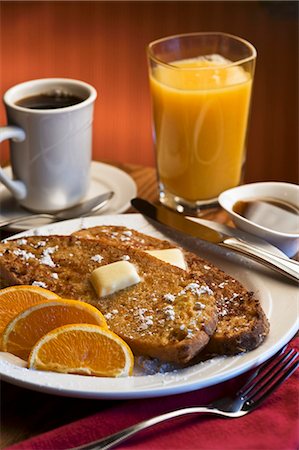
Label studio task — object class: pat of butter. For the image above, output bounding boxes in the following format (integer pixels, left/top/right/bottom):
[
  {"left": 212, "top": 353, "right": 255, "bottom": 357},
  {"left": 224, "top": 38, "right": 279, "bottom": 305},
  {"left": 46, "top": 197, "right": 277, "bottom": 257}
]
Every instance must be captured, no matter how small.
[
  {"left": 91, "top": 260, "right": 140, "bottom": 297},
  {"left": 145, "top": 249, "right": 187, "bottom": 270}
]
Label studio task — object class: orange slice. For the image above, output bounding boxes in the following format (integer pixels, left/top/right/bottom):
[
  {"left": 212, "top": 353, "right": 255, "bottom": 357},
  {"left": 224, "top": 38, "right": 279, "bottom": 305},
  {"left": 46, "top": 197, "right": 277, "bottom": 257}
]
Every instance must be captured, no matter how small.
[
  {"left": 0, "top": 285, "right": 59, "bottom": 348},
  {"left": 28, "top": 324, "right": 134, "bottom": 377},
  {"left": 2, "top": 299, "right": 108, "bottom": 360}
]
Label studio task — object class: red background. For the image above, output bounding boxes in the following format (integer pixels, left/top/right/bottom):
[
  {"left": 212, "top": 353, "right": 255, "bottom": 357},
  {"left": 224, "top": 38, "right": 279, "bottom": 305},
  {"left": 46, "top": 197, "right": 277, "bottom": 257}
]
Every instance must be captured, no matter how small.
[{"left": 1, "top": 1, "right": 298, "bottom": 183}]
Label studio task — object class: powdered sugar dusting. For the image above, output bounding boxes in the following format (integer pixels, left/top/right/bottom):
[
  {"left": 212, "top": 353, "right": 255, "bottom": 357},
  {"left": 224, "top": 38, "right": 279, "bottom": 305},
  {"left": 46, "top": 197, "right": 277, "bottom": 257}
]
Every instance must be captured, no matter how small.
[
  {"left": 32, "top": 281, "right": 48, "bottom": 288},
  {"left": 180, "top": 283, "right": 213, "bottom": 297},
  {"left": 91, "top": 254, "right": 103, "bottom": 263},
  {"left": 40, "top": 254, "right": 56, "bottom": 268},
  {"left": 13, "top": 249, "right": 36, "bottom": 261}
]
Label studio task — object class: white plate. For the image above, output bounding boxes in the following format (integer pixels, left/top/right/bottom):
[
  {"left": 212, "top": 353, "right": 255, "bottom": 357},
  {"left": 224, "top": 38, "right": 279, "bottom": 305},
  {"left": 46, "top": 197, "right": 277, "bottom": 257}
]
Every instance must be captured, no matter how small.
[
  {"left": 0, "top": 214, "right": 298, "bottom": 399},
  {"left": 0, "top": 161, "right": 137, "bottom": 231}
]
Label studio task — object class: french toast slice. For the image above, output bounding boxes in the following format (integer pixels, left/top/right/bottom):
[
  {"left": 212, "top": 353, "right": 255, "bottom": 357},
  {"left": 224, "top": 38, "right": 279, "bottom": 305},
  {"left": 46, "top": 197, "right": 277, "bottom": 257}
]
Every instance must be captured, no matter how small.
[
  {"left": 0, "top": 235, "right": 217, "bottom": 364},
  {"left": 74, "top": 226, "right": 270, "bottom": 355}
]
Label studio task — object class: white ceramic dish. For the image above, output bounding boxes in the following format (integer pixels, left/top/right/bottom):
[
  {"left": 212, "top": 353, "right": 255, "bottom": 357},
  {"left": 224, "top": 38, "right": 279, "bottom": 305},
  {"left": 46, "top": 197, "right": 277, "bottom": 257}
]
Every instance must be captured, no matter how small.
[
  {"left": 218, "top": 182, "right": 299, "bottom": 257},
  {"left": 0, "top": 161, "right": 137, "bottom": 231},
  {"left": 0, "top": 214, "right": 298, "bottom": 399}
]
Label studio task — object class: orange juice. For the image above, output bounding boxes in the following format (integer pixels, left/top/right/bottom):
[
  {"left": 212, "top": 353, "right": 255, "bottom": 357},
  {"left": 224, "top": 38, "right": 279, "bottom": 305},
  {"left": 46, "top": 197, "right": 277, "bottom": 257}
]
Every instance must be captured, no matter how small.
[{"left": 150, "top": 55, "right": 253, "bottom": 202}]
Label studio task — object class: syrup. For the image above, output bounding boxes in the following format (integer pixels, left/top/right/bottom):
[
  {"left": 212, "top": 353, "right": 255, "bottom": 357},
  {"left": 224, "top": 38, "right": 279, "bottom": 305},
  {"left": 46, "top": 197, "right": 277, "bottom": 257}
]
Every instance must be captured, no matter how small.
[{"left": 232, "top": 198, "right": 299, "bottom": 234}]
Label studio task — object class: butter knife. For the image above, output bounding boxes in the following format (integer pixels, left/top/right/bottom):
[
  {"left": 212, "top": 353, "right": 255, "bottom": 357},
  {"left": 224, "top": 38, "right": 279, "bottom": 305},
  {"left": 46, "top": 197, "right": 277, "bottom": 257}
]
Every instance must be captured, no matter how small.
[{"left": 131, "top": 198, "right": 299, "bottom": 283}]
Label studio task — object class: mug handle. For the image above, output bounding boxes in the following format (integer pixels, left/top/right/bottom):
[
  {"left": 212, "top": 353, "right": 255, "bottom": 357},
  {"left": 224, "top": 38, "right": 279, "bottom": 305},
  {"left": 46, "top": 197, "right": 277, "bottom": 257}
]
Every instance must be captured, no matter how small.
[{"left": 0, "top": 125, "right": 27, "bottom": 200}]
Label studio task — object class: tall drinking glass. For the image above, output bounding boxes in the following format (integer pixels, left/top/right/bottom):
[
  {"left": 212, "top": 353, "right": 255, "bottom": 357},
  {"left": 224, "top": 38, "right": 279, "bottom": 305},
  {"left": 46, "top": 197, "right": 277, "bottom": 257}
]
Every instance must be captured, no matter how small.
[{"left": 147, "top": 32, "right": 256, "bottom": 214}]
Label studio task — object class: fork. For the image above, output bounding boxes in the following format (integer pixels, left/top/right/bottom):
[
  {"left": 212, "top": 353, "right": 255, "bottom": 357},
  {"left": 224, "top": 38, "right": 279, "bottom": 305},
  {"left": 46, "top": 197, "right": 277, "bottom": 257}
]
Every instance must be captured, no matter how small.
[{"left": 74, "top": 344, "right": 299, "bottom": 450}]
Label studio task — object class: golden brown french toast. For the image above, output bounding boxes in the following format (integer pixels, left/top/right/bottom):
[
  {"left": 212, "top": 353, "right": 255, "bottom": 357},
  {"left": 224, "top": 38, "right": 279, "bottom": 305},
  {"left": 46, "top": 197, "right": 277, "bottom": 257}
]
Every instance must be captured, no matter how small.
[
  {"left": 74, "top": 226, "right": 270, "bottom": 355},
  {"left": 0, "top": 235, "right": 217, "bottom": 364}
]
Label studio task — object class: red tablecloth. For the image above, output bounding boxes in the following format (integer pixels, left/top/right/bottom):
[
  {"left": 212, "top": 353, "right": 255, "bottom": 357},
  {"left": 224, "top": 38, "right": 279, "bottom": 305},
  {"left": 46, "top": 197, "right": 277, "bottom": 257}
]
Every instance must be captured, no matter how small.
[{"left": 6, "top": 339, "right": 299, "bottom": 450}]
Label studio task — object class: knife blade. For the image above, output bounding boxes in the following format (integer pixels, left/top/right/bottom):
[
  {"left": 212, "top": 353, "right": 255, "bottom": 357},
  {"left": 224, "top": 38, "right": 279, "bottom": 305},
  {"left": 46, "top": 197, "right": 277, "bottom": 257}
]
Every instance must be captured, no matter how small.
[{"left": 131, "top": 198, "right": 299, "bottom": 283}]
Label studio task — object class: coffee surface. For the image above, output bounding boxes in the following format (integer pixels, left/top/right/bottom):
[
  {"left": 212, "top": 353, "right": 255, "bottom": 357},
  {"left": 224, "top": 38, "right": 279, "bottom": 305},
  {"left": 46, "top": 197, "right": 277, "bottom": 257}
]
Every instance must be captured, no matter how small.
[{"left": 16, "top": 92, "right": 84, "bottom": 109}]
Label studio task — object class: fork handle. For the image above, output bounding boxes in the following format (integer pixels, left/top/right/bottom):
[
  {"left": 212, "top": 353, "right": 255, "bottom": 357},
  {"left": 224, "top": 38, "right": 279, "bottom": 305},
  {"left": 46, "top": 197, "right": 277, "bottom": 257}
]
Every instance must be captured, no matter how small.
[{"left": 73, "top": 407, "right": 237, "bottom": 450}]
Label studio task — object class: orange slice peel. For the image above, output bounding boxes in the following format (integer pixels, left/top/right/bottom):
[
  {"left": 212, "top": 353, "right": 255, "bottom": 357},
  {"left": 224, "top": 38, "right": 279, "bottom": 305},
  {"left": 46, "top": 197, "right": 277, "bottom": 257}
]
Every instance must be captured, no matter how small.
[
  {"left": 2, "top": 298, "right": 107, "bottom": 360},
  {"left": 0, "top": 285, "right": 59, "bottom": 348}
]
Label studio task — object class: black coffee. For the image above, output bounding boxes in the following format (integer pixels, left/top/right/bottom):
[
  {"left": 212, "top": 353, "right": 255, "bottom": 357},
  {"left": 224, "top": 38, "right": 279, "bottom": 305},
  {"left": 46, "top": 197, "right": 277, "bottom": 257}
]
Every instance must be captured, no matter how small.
[{"left": 16, "top": 92, "right": 85, "bottom": 110}]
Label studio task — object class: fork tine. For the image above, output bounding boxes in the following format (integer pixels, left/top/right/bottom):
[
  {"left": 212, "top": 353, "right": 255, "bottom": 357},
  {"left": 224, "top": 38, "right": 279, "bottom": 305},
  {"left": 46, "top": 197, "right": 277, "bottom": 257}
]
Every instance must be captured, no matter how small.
[
  {"left": 238, "top": 346, "right": 296, "bottom": 398},
  {"left": 246, "top": 360, "right": 299, "bottom": 409},
  {"left": 246, "top": 350, "right": 298, "bottom": 399},
  {"left": 239, "top": 346, "right": 299, "bottom": 412}
]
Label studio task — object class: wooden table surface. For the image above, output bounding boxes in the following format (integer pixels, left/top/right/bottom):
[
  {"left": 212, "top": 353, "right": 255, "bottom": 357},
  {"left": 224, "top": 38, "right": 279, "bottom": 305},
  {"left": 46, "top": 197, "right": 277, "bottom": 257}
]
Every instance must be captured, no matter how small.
[{"left": 0, "top": 161, "right": 288, "bottom": 449}]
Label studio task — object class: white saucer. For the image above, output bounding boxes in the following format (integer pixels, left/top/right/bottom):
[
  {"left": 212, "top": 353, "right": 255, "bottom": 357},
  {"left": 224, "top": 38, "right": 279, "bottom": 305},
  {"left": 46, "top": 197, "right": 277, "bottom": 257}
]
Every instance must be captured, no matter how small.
[{"left": 0, "top": 161, "right": 137, "bottom": 231}]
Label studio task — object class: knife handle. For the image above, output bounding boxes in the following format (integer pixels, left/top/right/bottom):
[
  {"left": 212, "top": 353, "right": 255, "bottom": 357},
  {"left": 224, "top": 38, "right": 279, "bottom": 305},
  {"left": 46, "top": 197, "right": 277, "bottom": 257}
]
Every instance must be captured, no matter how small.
[{"left": 221, "top": 238, "right": 299, "bottom": 283}]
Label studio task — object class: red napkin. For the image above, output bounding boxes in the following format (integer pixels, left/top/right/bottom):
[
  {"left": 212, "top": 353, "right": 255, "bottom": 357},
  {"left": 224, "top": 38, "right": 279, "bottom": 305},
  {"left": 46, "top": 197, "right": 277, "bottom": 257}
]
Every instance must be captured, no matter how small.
[{"left": 7, "top": 339, "right": 299, "bottom": 450}]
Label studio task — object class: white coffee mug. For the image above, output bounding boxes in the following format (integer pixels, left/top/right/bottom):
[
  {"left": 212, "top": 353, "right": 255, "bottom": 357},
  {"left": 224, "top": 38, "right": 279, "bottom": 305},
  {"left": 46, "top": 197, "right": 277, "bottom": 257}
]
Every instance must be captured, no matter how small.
[{"left": 0, "top": 78, "right": 97, "bottom": 212}]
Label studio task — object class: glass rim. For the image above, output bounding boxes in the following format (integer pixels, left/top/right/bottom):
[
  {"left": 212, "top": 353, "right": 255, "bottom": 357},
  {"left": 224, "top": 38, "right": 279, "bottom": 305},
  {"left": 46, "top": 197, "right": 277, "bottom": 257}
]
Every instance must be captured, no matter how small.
[{"left": 147, "top": 32, "right": 257, "bottom": 70}]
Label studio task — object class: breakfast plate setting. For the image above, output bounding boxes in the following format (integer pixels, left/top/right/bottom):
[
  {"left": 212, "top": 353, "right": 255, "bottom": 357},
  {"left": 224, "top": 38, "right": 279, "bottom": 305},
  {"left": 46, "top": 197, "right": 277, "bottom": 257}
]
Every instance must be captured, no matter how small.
[{"left": 0, "top": 214, "right": 298, "bottom": 400}]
